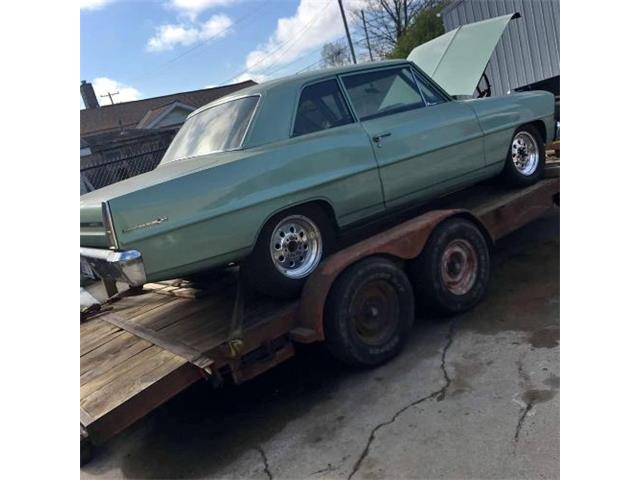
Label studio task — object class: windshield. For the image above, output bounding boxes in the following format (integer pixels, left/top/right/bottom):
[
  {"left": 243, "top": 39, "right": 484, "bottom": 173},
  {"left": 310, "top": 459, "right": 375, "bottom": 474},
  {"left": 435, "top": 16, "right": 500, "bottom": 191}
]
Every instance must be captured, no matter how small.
[{"left": 161, "top": 95, "right": 259, "bottom": 164}]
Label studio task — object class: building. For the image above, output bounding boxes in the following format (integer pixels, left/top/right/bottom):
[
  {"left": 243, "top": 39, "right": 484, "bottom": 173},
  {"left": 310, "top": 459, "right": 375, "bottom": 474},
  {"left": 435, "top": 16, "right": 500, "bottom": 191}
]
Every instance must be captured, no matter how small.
[
  {"left": 439, "top": 0, "right": 560, "bottom": 97},
  {"left": 80, "top": 79, "right": 256, "bottom": 194}
]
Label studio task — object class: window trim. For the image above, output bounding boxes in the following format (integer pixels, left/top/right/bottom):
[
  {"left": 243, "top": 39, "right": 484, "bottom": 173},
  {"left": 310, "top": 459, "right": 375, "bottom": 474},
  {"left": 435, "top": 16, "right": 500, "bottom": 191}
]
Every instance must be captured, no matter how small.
[
  {"left": 289, "top": 77, "right": 355, "bottom": 138},
  {"left": 338, "top": 64, "right": 427, "bottom": 122},
  {"left": 410, "top": 65, "right": 453, "bottom": 103}
]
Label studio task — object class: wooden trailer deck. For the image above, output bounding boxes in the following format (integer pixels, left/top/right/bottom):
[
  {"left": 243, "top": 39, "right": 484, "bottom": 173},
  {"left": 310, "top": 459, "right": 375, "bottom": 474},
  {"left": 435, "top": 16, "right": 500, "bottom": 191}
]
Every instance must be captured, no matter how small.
[{"left": 80, "top": 161, "right": 559, "bottom": 450}]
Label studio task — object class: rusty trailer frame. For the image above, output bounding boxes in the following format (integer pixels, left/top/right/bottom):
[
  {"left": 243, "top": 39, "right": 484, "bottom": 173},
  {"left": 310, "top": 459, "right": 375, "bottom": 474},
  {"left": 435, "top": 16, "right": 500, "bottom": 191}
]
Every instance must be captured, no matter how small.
[{"left": 80, "top": 166, "right": 559, "bottom": 462}]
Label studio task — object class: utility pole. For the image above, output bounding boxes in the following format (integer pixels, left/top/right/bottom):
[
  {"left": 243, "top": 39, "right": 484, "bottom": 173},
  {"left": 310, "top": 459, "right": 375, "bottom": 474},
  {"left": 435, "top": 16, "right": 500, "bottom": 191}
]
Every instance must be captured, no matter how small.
[
  {"left": 361, "top": 10, "right": 374, "bottom": 62},
  {"left": 338, "top": 0, "right": 357, "bottom": 64},
  {"left": 100, "top": 91, "right": 120, "bottom": 105}
]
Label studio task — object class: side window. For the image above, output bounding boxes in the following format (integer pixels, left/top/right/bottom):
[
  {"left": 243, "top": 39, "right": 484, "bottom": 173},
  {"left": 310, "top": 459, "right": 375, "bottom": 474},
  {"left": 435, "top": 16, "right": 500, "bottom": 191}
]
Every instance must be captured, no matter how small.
[
  {"left": 341, "top": 67, "right": 425, "bottom": 121},
  {"left": 414, "top": 70, "right": 448, "bottom": 106},
  {"left": 292, "top": 79, "right": 354, "bottom": 137}
]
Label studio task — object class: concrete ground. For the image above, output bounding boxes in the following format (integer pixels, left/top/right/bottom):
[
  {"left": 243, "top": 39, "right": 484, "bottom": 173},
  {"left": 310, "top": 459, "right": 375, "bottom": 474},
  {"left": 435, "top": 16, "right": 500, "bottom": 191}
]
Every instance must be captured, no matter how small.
[{"left": 81, "top": 209, "right": 559, "bottom": 480}]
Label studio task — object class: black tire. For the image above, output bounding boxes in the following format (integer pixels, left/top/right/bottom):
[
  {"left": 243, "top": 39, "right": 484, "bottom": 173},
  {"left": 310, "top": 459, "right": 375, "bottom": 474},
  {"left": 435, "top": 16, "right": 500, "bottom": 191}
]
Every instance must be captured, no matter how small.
[
  {"left": 80, "top": 436, "right": 93, "bottom": 466},
  {"left": 324, "top": 257, "right": 414, "bottom": 367},
  {"left": 408, "top": 218, "right": 490, "bottom": 315},
  {"left": 242, "top": 204, "right": 335, "bottom": 299},
  {"left": 501, "top": 124, "right": 546, "bottom": 187}
]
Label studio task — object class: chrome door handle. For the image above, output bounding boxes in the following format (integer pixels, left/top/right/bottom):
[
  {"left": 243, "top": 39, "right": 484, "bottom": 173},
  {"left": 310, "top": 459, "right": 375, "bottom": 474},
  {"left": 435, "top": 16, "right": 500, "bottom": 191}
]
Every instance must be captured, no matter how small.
[
  {"left": 372, "top": 132, "right": 391, "bottom": 147},
  {"left": 372, "top": 132, "right": 391, "bottom": 143}
]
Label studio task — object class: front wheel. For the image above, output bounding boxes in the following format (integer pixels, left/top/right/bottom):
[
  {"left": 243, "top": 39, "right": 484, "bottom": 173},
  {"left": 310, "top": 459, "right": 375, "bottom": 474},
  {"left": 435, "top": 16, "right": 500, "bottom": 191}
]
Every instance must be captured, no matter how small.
[
  {"left": 501, "top": 125, "right": 545, "bottom": 187},
  {"left": 242, "top": 205, "right": 335, "bottom": 299}
]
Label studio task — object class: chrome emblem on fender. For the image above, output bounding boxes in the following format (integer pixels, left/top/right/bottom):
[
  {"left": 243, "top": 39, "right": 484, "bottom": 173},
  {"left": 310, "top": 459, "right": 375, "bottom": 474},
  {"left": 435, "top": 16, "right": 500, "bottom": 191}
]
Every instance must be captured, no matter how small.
[{"left": 122, "top": 217, "right": 168, "bottom": 233}]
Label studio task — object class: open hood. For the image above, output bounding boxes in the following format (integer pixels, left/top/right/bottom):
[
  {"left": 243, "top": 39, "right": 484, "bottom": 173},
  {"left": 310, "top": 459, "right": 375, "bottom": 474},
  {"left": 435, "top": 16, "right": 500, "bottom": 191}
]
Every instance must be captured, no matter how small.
[{"left": 408, "top": 13, "right": 520, "bottom": 97}]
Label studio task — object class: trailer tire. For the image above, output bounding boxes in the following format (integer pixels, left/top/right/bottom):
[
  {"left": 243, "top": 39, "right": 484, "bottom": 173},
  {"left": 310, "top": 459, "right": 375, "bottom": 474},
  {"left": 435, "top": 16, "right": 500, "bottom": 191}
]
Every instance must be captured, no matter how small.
[
  {"left": 502, "top": 124, "right": 545, "bottom": 187},
  {"left": 408, "top": 218, "right": 489, "bottom": 315},
  {"left": 324, "top": 257, "right": 414, "bottom": 367},
  {"left": 80, "top": 435, "right": 93, "bottom": 466},
  {"left": 243, "top": 205, "right": 335, "bottom": 299}
]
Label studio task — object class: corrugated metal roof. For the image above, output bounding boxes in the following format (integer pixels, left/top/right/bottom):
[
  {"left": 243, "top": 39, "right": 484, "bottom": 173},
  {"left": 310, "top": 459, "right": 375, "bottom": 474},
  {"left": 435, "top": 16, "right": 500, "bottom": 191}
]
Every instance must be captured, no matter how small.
[{"left": 440, "top": 0, "right": 559, "bottom": 96}]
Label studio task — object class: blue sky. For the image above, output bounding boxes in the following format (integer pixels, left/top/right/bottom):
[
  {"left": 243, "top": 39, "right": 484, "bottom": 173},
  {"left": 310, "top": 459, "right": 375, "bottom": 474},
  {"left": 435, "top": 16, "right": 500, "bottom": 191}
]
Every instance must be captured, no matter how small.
[{"left": 80, "top": 0, "right": 366, "bottom": 107}]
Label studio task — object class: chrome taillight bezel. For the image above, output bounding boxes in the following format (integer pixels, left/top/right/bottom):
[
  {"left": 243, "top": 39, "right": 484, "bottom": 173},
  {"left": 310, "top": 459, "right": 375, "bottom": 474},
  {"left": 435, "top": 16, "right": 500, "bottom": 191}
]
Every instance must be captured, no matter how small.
[{"left": 101, "top": 201, "right": 119, "bottom": 249}]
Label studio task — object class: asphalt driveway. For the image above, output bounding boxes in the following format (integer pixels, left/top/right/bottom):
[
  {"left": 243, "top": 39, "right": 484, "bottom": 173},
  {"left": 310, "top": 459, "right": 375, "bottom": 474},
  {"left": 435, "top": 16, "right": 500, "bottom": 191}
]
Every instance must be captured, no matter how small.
[{"left": 81, "top": 208, "right": 559, "bottom": 480}]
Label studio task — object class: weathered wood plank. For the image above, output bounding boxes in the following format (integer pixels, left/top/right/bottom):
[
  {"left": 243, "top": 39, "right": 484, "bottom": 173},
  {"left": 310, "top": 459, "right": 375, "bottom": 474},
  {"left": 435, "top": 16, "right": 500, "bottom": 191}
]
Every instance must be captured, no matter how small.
[
  {"left": 81, "top": 347, "right": 186, "bottom": 421},
  {"left": 81, "top": 334, "right": 153, "bottom": 386},
  {"left": 81, "top": 346, "right": 174, "bottom": 400}
]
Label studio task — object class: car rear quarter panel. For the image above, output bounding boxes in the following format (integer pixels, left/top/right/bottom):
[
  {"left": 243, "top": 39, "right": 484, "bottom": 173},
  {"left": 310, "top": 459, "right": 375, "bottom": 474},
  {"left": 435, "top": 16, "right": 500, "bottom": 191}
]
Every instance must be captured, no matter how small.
[
  {"left": 465, "top": 91, "right": 555, "bottom": 166},
  {"left": 109, "top": 123, "right": 383, "bottom": 281}
]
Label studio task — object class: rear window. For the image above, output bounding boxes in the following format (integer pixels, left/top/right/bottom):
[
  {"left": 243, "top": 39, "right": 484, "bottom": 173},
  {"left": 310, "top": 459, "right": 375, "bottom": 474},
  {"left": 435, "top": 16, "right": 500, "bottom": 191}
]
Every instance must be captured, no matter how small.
[
  {"left": 161, "top": 95, "right": 259, "bottom": 164},
  {"left": 293, "top": 80, "right": 354, "bottom": 137}
]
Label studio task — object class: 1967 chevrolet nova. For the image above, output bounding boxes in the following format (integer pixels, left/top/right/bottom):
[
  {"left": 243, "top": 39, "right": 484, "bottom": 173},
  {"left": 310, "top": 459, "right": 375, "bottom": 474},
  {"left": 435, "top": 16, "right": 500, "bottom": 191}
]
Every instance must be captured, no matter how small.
[{"left": 80, "top": 14, "right": 556, "bottom": 298}]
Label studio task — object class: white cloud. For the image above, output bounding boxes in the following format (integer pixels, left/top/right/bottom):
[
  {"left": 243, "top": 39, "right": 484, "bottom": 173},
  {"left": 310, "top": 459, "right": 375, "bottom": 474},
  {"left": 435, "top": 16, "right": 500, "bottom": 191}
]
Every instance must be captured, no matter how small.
[
  {"left": 146, "top": 14, "right": 232, "bottom": 51},
  {"left": 232, "top": 72, "right": 268, "bottom": 84},
  {"left": 241, "top": 0, "right": 365, "bottom": 81},
  {"left": 92, "top": 77, "right": 142, "bottom": 105},
  {"left": 168, "top": 0, "right": 237, "bottom": 21},
  {"left": 80, "top": 0, "right": 116, "bottom": 11}
]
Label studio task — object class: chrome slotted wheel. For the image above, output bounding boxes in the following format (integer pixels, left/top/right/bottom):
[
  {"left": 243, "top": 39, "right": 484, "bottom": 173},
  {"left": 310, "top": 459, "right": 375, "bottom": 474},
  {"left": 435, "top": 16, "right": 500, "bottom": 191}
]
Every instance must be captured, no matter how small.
[
  {"left": 270, "top": 214, "right": 323, "bottom": 279},
  {"left": 511, "top": 131, "right": 540, "bottom": 176}
]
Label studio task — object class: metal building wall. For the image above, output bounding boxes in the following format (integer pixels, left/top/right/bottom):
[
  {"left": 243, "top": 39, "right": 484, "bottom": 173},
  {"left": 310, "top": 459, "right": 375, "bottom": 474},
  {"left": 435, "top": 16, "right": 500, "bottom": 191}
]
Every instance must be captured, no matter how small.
[{"left": 440, "top": 0, "right": 560, "bottom": 96}]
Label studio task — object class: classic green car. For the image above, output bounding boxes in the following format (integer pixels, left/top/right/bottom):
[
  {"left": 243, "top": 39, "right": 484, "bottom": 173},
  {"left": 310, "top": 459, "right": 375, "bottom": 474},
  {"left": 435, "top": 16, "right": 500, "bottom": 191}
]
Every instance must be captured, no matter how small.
[{"left": 80, "top": 14, "right": 555, "bottom": 298}]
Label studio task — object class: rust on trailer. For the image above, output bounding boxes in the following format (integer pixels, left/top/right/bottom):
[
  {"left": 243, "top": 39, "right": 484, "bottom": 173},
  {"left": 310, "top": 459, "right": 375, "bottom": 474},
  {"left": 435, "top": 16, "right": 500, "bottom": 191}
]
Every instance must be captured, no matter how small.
[
  {"left": 295, "top": 209, "right": 461, "bottom": 342},
  {"left": 296, "top": 177, "right": 560, "bottom": 342}
]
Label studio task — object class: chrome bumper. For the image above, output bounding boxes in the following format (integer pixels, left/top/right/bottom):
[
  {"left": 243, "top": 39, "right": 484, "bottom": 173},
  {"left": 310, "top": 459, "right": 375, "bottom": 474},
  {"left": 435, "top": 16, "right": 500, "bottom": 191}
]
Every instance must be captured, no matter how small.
[{"left": 80, "top": 248, "right": 146, "bottom": 286}]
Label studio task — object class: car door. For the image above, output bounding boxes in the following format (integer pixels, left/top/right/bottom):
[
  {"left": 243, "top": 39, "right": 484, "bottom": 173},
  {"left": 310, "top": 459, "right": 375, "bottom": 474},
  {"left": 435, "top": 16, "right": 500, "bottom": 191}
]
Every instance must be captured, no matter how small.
[{"left": 340, "top": 65, "right": 486, "bottom": 209}]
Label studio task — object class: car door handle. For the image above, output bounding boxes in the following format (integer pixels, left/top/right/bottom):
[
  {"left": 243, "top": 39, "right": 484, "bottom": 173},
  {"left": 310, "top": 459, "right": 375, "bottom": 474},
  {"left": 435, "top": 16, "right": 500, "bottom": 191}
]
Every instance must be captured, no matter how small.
[{"left": 372, "top": 132, "right": 391, "bottom": 146}]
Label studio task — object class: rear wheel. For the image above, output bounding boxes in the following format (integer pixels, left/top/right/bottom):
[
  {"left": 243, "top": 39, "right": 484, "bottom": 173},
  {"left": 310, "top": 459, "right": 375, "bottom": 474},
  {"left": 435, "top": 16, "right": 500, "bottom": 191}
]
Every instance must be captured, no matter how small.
[
  {"left": 242, "top": 205, "right": 335, "bottom": 299},
  {"left": 324, "top": 257, "right": 414, "bottom": 367},
  {"left": 501, "top": 125, "right": 545, "bottom": 187},
  {"left": 408, "top": 218, "right": 490, "bottom": 315}
]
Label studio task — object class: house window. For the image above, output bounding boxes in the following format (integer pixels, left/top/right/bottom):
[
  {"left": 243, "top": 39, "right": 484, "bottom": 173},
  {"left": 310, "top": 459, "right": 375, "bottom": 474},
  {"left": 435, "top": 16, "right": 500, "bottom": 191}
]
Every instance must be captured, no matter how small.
[
  {"left": 341, "top": 67, "right": 425, "bottom": 121},
  {"left": 292, "top": 79, "right": 354, "bottom": 137}
]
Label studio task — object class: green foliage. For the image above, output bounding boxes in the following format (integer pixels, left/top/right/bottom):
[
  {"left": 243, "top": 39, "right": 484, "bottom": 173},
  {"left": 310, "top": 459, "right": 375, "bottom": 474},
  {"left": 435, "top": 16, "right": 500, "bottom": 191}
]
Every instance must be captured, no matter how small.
[{"left": 388, "top": 4, "right": 445, "bottom": 59}]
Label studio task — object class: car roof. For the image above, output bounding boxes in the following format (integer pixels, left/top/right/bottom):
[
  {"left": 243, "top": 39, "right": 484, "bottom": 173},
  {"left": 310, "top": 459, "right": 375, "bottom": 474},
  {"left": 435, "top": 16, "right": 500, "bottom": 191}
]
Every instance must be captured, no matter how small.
[{"left": 190, "top": 59, "right": 410, "bottom": 117}]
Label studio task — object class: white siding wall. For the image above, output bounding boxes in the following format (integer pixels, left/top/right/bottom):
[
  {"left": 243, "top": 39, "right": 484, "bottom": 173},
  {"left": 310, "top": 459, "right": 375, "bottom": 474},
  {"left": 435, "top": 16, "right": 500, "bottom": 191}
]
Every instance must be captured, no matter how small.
[{"left": 441, "top": 0, "right": 560, "bottom": 96}]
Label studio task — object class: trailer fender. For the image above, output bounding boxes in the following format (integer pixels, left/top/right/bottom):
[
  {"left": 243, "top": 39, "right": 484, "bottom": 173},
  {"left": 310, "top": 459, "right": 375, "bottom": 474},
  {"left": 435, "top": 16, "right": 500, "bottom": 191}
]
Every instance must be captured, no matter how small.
[{"left": 293, "top": 208, "right": 489, "bottom": 343}]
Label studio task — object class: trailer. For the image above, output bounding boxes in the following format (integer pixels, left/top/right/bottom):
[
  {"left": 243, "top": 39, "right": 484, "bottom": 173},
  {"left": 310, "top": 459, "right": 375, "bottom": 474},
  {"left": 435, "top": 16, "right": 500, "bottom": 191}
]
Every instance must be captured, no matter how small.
[{"left": 80, "top": 151, "right": 559, "bottom": 464}]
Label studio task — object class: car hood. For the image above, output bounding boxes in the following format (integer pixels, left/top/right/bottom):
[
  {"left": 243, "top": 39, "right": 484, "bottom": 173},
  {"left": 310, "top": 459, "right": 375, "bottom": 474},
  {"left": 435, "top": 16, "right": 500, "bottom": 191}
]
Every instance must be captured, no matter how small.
[{"left": 408, "top": 13, "right": 519, "bottom": 97}]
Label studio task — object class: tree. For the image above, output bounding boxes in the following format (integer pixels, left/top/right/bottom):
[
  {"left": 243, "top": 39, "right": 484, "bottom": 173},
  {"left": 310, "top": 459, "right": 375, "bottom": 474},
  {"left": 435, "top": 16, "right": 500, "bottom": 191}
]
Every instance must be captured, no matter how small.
[
  {"left": 320, "top": 41, "right": 351, "bottom": 68},
  {"left": 388, "top": 3, "right": 445, "bottom": 58},
  {"left": 352, "top": 0, "right": 442, "bottom": 58}
]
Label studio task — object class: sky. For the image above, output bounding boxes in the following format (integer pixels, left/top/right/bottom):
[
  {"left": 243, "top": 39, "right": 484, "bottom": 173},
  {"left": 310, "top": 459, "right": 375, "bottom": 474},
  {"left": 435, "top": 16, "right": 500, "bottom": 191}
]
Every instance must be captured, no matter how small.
[{"left": 80, "top": 0, "right": 367, "bottom": 108}]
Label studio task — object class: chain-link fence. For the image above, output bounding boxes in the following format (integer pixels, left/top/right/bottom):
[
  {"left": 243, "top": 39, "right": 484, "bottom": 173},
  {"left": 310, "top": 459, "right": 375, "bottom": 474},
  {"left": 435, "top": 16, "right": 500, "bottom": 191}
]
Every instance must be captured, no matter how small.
[{"left": 80, "top": 131, "right": 175, "bottom": 193}]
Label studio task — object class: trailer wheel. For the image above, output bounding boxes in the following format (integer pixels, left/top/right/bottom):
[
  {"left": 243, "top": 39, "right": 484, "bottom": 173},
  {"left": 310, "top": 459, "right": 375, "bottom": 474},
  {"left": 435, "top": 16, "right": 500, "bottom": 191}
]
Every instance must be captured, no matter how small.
[
  {"left": 408, "top": 218, "right": 490, "bottom": 315},
  {"left": 324, "top": 257, "right": 414, "bottom": 367}
]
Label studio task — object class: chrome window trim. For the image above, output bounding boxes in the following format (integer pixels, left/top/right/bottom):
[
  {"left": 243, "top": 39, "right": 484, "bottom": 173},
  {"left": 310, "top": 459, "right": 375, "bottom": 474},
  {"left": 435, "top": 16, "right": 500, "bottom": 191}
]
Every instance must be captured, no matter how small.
[
  {"left": 289, "top": 77, "right": 356, "bottom": 138},
  {"left": 339, "top": 65, "right": 427, "bottom": 122}
]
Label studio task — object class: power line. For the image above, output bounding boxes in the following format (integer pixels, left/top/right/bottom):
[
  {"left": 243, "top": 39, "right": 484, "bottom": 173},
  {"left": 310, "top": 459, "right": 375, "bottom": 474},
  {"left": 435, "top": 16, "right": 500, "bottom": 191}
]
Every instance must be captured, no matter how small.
[
  {"left": 128, "top": 0, "right": 271, "bottom": 84},
  {"left": 219, "top": 0, "right": 332, "bottom": 84}
]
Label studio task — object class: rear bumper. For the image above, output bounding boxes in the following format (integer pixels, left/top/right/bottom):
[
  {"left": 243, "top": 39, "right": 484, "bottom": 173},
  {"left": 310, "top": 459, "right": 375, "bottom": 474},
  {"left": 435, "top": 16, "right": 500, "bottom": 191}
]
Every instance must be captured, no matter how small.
[{"left": 80, "top": 248, "right": 147, "bottom": 286}]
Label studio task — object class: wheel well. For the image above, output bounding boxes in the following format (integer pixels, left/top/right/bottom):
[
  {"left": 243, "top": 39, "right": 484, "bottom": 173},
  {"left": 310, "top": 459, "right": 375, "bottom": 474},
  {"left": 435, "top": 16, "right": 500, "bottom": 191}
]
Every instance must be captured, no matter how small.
[
  {"left": 448, "top": 212, "right": 495, "bottom": 251},
  {"left": 527, "top": 120, "right": 547, "bottom": 144},
  {"left": 264, "top": 200, "right": 339, "bottom": 234}
]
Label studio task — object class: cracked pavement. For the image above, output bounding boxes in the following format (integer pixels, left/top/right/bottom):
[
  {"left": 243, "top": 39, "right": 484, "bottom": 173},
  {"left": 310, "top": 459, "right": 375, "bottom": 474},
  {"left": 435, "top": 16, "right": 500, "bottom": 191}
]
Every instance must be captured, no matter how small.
[{"left": 81, "top": 209, "right": 559, "bottom": 480}]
